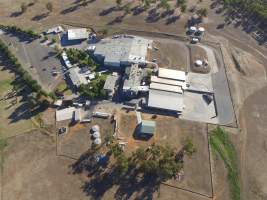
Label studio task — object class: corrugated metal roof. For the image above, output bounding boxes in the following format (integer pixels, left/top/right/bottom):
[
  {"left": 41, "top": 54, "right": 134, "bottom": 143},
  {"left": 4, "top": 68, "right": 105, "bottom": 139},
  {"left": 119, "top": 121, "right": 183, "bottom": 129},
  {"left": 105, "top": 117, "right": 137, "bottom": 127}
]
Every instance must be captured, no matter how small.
[
  {"left": 151, "top": 76, "right": 184, "bottom": 86},
  {"left": 148, "top": 89, "right": 184, "bottom": 112},
  {"left": 56, "top": 107, "right": 75, "bottom": 121},
  {"left": 94, "top": 35, "right": 152, "bottom": 67},
  {"left": 141, "top": 120, "right": 156, "bottom": 134},
  {"left": 67, "top": 28, "right": 88, "bottom": 40},
  {"left": 150, "top": 82, "right": 183, "bottom": 94},
  {"left": 104, "top": 75, "right": 118, "bottom": 91},
  {"left": 69, "top": 67, "right": 88, "bottom": 87},
  {"left": 158, "top": 68, "right": 186, "bottom": 81}
]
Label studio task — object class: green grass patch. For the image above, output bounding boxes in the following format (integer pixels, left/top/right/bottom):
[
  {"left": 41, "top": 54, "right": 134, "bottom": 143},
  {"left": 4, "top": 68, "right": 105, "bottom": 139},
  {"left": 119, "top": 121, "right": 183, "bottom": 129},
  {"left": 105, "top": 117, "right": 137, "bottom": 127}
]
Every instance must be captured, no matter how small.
[
  {"left": 55, "top": 81, "right": 72, "bottom": 96},
  {"left": 209, "top": 127, "right": 240, "bottom": 200}
]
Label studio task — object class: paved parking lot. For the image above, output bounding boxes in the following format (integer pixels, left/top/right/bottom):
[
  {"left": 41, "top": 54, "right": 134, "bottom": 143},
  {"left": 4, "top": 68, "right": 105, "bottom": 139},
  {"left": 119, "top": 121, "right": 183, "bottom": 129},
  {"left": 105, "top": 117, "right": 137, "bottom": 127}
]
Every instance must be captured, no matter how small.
[{"left": 0, "top": 31, "right": 63, "bottom": 92}]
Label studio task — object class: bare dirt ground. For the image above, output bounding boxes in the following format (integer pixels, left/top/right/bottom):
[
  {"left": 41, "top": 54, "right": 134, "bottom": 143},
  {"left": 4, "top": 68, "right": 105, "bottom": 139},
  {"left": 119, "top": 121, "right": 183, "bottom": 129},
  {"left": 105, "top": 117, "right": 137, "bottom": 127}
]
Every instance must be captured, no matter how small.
[
  {"left": 150, "top": 39, "right": 189, "bottom": 71},
  {"left": 189, "top": 45, "right": 211, "bottom": 73},
  {"left": 58, "top": 118, "right": 115, "bottom": 159},
  {"left": 2, "top": 131, "right": 89, "bottom": 200}
]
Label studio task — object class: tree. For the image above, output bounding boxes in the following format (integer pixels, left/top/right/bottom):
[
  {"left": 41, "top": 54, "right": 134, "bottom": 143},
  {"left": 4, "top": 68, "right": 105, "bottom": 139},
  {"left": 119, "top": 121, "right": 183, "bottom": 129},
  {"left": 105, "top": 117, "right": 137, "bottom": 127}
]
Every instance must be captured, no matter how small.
[
  {"left": 21, "top": 3, "right": 28, "bottom": 13},
  {"left": 177, "top": 0, "right": 186, "bottom": 7},
  {"left": 116, "top": 0, "right": 122, "bottom": 7},
  {"left": 124, "top": 4, "right": 131, "bottom": 14},
  {"left": 46, "top": 2, "right": 53, "bottom": 13},
  {"left": 116, "top": 154, "right": 129, "bottom": 175},
  {"left": 181, "top": 4, "right": 187, "bottom": 13},
  {"left": 197, "top": 8, "right": 208, "bottom": 18},
  {"left": 183, "top": 137, "right": 196, "bottom": 155},
  {"left": 159, "top": 0, "right": 171, "bottom": 11},
  {"left": 136, "top": 144, "right": 183, "bottom": 180}
]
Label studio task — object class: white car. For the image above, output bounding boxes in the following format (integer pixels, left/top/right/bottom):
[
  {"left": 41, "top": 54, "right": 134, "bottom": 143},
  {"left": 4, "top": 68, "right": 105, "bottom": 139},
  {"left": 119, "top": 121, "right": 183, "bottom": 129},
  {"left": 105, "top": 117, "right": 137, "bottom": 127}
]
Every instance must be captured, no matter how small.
[{"left": 191, "top": 37, "right": 199, "bottom": 44}]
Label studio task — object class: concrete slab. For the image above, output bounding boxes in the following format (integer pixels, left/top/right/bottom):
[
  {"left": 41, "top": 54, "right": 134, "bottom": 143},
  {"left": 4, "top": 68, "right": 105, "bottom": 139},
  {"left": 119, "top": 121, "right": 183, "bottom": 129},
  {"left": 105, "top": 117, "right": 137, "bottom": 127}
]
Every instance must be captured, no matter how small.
[
  {"left": 181, "top": 91, "right": 218, "bottom": 124},
  {"left": 186, "top": 72, "right": 214, "bottom": 93}
]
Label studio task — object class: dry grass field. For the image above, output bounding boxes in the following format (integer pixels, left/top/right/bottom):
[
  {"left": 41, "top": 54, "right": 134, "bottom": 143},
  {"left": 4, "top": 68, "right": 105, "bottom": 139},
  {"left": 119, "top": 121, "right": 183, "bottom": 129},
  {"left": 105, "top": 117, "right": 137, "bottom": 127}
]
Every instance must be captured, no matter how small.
[{"left": 0, "top": 64, "right": 35, "bottom": 138}]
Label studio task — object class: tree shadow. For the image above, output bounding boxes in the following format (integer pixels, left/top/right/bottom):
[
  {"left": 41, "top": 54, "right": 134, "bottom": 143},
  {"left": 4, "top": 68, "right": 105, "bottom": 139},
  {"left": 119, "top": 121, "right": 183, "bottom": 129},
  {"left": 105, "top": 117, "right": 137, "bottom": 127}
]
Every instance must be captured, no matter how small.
[
  {"left": 42, "top": 51, "right": 57, "bottom": 60},
  {"left": 131, "top": 6, "right": 146, "bottom": 16},
  {"left": 10, "top": 11, "right": 22, "bottom": 17},
  {"left": 3, "top": 31, "right": 35, "bottom": 44},
  {"left": 99, "top": 6, "right": 116, "bottom": 16},
  {"left": 32, "top": 13, "right": 49, "bottom": 21},
  {"left": 72, "top": 150, "right": 162, "bottom": 200},
  {"left": 107, "top": 15, "right": 126, "bottom": 25},
  {"left": 165, "top": 15, "right": 180, "bottom": 25},
  {"left": 60, "top": 4, "right": 81, "bottom": 15},
  {"left": 146, "top": 9, "right": 161, "bottom": 23}
]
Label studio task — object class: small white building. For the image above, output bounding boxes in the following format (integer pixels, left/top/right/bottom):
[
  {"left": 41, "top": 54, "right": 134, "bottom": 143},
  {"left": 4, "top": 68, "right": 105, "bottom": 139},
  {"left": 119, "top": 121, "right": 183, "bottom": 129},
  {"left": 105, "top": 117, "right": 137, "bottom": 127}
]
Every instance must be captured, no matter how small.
[
  {"left": 158, "top": 68, "right": 187, "bottom": 82},
  {"left": 56, "top": 107, "right": 76, "bottom": 122},
  {"left": 47, "top": 26, "right": 64, "bottom": 34},
  {"left": 67, "top": 28, "right": 88, "bottom": 41}
]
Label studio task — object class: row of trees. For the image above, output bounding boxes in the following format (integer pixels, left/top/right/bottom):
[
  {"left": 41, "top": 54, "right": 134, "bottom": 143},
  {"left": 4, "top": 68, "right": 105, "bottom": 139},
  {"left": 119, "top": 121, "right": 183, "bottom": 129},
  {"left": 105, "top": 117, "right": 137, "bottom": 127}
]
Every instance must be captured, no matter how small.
[
  {"left": 222, "top": 0, "right": 267, "bottom": 20},
  {"left": 0, "top": 24, "right": 40, "bottom": 39},
  {"left": 115, "top": 0, "right": 188, "bottom": 12},
  {"left": 108, "top": 137, "right": 196, "bottom": 180}
]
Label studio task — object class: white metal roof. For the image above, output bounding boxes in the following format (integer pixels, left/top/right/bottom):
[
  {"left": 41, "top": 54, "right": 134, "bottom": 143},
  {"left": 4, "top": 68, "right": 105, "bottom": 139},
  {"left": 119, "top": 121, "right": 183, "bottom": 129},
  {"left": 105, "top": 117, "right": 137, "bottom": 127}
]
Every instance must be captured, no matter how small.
[
  {"left": 151, "top": 76, "right": 185, "bottom": 87},
  {"left": 198, "top": 27, "right": 205, "bottom": 32},
  {"left": 150, "top": 82, "right": 183, "bottom": 94},
  {"left": 91, "top": 125, "right": 100, "bottom": 132},
  {"left": 190, "top": 26, "right": 197, "bottom": 31},
  {"left": 69, "top": 67, "right": 88, "bottom": 87},
  {"left": 56, "top": 107, "right": 75, "bottom": 122},
  {"left": 195, "top": 60, "right": 203, "bottom": 66},
  {"left": 74, "top": 108, "right": 81, "bottom": 121},
  {"left": 94, "top": 35, "right": 152, "bottom": 67},
  {"left": 158, "top": 68, "right": 186, "bottom": 81},
  {"left": 67, "top": 28, "right": 88, "bottom": 40},
  {"left": 93, "top": 131, "right": 101, "bottom": 138},
  {"left": 93, "top": 138, "right": 102, "bottom": 145},
  {"left": 148, "top": 89, "right": 184, "bottom": 112}
]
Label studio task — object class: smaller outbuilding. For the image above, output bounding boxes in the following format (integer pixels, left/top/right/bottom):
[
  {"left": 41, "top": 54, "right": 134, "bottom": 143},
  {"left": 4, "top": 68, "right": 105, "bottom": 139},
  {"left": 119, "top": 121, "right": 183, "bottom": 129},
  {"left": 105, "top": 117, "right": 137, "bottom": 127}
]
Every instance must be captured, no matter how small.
[
  {"left": 104, "top": 73, "right": 119, "bottom": 97},
  {"left": 67, "top": 28, "right": 88, "bottom": 41},
  {"left": 56, "top": 107, "right": 76, "bottom": 122},
  {"left": 139, "top": 120, "right": 156, "bottom": 137}
]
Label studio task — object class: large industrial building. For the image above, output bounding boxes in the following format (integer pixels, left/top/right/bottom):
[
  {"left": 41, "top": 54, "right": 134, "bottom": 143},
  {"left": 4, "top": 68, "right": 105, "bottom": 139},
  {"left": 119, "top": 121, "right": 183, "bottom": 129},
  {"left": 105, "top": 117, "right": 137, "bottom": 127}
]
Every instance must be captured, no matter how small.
[
  {"left": 91, "top": 35, "right": 153, "bottom": 68},
  {"left": 147, "top": 68, "right": 187, "bottom": 113}
]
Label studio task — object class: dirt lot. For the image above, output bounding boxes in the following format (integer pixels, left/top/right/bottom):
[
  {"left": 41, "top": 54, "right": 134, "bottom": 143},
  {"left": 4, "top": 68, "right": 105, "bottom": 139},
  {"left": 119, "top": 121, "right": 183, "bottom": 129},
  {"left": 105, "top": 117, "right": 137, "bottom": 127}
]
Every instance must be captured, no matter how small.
[
  {"left": 189, "top": 45, "right": 211, "bottom": 73},
  {"left": 117, "top": 111, "right": 213, "bottom": 197},
  {"left": 58, "top": 118, "right": 115, "bottom": 159},
  {"left": 2, "top": 131, "right": 89, "bottom": 200},
  {"left": 150, "top": 38, "right": 189, "bottom": 71}
]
